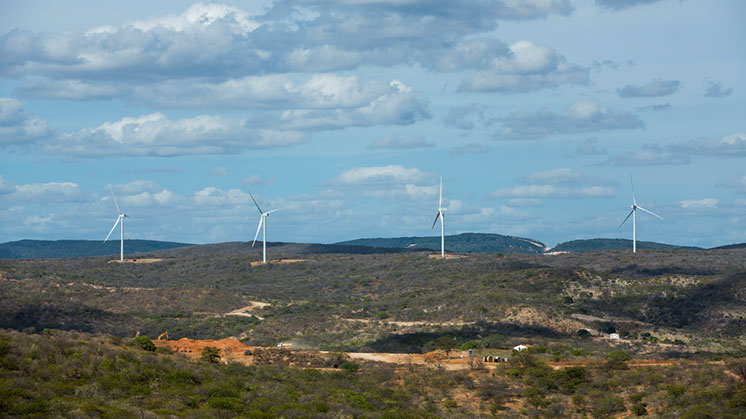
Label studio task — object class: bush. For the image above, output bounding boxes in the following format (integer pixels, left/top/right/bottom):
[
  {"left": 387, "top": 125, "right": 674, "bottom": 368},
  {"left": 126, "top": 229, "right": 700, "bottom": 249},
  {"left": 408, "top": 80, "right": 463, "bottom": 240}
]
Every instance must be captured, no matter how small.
[
  {"left": 340, "top": 361, "right": 359, "bottom": 372},
  {"left": 592, "top": 395, "right": 626, "bottom": 417},
  {"left": 631, "top": 403, "right": 647, "bottom": 416},
  {"left": 201, "top": 346, "right": 221, "bottom": 363},
  {"left": 577, "top": 329, "right": 591, "bottom": 339},
  {"left": 131, "top": 336, "right": 155, "bottom": 352}
]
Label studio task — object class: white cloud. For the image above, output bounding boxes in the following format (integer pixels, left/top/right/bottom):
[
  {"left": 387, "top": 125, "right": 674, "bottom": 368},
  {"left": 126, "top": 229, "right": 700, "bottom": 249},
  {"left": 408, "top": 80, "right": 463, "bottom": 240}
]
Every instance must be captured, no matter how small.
[
  {"left": 47, "top": 112, "right": 306, "bottom": 157},
  {"left": 460, "top": 41, "right": 589, "bottom": 93},
  {"left": 576, "top": 137, "right": 606, "bottom": 155},
  {"left": 670, "top": 133, "right": 746, "bottom": 157},
  {"left": 679, "top": 198, "right": 718, "bottom": 209},
  {"left": 0, "top": 97, "right": 50, "bottom": 145},
  {"left": 496, "top": 99, "right": 644, "bottom": 140},
  {"left": 241, "top": 175, "right": 275, "bottom": 186},
  {"left": 720, "top": 176, "right": 746, "bottom": 194},
  {"left": 331, "top": 165, "right": 430, "bottom": 185},
  {"left": 193, "top": 187, "right": 250, "bottom": 206},
  {"left": 487, "top": 184, "right": 614, "bottom": 198},
  {"left": 0, "top": 175, "right": 14, "bottom": 194},
  {"left": 12, "top": 182, "right": 84, "bottom": 202}
]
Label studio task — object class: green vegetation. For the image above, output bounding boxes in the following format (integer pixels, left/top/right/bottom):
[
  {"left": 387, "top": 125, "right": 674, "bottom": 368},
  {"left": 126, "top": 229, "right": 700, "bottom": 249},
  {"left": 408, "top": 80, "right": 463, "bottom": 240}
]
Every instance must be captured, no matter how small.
[
  {"left": 336, "top": 232, "right": 547, "bottom": 254},
  {"left": 0, "top": 239, "right": 191, "bottom": 259}
]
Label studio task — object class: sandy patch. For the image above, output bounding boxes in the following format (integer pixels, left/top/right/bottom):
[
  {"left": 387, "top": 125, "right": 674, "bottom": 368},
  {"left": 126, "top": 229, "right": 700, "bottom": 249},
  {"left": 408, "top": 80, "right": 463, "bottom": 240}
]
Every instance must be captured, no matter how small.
[
  {"left": 250, "top": 258, "right": 306, "bottom": 267},
  {"left": 226, "top": 301, "right": 271, "bottom": 320},
  {"left": 428, "top": 253, "right": 467, "bottom": 259},
  {"left": 108, "top": 258, "right": 162, "bottom": 264}
]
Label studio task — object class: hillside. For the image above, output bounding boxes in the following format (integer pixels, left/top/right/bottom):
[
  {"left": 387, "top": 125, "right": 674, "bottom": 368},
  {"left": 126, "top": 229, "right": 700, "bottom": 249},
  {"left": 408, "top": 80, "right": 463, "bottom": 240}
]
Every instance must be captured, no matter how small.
[
  {"left": 712, "top": 242, "right": 746, "bottom": 250},
  {"left": 0, "top": 239, "right": 193, "bottom": 259},
  {"left": 335, "top": 232, "right": 547, "bottom": 254},
  {"left": 550, "top": 238, "right": 700, "bottom": 253}
]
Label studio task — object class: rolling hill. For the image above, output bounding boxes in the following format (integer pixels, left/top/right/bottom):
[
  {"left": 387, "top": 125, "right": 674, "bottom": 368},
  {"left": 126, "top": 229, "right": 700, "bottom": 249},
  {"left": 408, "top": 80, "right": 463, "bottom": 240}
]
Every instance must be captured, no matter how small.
[
  {"left": 335, "top": 232, "right": 547, "bottom": 254},
  {"left": 0, "top": 239, "right": 193, "bottom": 259},
  {"left": 549, "top": 238, "right": 701, "bottom": 253}
]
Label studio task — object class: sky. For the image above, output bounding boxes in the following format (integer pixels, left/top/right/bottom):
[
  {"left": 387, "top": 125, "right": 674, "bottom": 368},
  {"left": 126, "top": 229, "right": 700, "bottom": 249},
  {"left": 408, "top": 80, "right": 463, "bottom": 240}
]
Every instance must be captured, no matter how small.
[{"left": 0, "top": 0, "right": 744, "bottom": 248}]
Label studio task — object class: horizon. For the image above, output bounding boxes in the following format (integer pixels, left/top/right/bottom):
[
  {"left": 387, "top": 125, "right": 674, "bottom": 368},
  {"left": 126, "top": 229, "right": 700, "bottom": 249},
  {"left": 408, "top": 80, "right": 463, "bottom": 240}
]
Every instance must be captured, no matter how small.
[{"left": 1, "top": 1, "right": 744, "bottom": 248}]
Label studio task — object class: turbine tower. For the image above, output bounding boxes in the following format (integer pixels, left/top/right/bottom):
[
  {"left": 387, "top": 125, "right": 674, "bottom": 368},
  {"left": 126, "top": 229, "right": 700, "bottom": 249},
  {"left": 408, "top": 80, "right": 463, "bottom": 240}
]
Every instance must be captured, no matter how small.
[
  {"left": 619, "top": 176, "right": 662, "bottom": 253},
  {"left": 249, "top": 191, "right": 280, "bottom": 264},
  {"left": 431, "top": 177, "right": 447, "bottom": 258},
  {"left": 104, "top": 186, "right": 126, "bottom": 262}
]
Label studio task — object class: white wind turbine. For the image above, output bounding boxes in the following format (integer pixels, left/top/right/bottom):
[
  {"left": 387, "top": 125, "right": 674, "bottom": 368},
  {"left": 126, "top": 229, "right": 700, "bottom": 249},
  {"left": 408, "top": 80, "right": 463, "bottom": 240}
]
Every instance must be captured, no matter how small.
[
  {"left": 103, "top": 186, "right": 126, "bottom": 262},
  {"left": 249, "top": 191, "right": 280, "bottom": 264},
  {"left": 431, "top": 177, "right": 447, "bottom": 259},
  {"left": 619, "top": 176, "right": 662, "bottom": 253}
]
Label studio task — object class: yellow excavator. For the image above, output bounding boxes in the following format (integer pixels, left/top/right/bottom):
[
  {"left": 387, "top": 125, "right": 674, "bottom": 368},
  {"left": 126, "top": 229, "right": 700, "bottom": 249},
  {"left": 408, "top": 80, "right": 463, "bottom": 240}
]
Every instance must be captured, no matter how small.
[{"left": 158, "top": 331, "right": 169, "bottom": 341}]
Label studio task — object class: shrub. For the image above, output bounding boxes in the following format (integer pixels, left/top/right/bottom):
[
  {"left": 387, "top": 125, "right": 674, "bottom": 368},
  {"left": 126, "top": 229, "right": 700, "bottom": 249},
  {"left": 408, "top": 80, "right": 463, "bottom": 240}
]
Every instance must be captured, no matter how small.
[
  {"left": 631, "top": 403, "right": 647, "bottom": 416},
  {"left": 340, "top": 361, "right": 359, "bottom": 373},
  {"left": 592, "top": 395, "right": 626, "bottom": 417},
  {"left": 131, "top": 336, "right": 155, "bottom": 352},
  {"left": 577, "top": 329, "right": 591, "bottom": 339},
  {"left": 201, "top": 346, "right": 221, "bottom": 363}
]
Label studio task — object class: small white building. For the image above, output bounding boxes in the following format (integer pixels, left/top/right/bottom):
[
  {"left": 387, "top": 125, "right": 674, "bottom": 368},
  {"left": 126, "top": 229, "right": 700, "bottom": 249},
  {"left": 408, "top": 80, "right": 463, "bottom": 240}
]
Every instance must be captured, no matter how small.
[
  {"left": 513, "top": 344, "right": 530, "bottom": 351},
  {"left": 609, "top": 333, "right": 620, "bottom": 340}
]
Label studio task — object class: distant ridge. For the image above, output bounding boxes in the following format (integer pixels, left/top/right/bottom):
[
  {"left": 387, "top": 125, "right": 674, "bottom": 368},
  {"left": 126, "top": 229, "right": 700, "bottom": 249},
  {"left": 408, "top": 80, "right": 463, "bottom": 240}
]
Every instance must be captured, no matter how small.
[
  {"left": 0, "top": 239, "right": 193, "bottom": 259},
  {"left": 550, "top": 238, "right": 700, "bottom": 253},
  {"left": 335, "top": 232, "right": 547, "bottom": 254},
  {"left": 711, "top": 242, "right": 746, "bottom": 250}
]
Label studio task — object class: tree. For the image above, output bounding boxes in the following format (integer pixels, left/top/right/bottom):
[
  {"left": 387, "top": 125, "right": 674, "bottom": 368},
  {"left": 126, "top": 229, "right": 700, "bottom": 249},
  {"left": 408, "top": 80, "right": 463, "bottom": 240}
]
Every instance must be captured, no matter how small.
[
  {"left": 433, "top": 336, "right": 459, "bottom": 359},
  {"left": 201, "top": 346, "right": 221, "bottom": 363},
  {"left": 132, "top": 336, "right": 155, "bottom": 352}
]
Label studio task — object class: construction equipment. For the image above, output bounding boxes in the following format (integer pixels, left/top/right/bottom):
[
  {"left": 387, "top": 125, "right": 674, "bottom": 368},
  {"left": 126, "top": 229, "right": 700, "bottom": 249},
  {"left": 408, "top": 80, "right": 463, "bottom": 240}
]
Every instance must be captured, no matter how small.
[{"left": 158, "top": 331, "right": 169, "bottom": 341}]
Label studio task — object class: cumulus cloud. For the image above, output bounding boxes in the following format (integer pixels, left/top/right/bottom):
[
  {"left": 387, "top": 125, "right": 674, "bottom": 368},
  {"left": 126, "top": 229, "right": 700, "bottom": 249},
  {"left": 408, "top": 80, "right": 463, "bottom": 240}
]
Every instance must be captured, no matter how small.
[
  {"left": 459, "top": 41, "right": 589, "bottom": 93},
  {"left": 0, "top": 175, "right": 14, "bottom": 194},
  {"left": 330, "top": 165, "right": 430, "bottom": 185},
  {"left": 11, "top": 181, "right": 85, "bottom": 202},
  {"left": 679, "top": 198, "right": 718, "bottom": 209},
  {"left": 704, "top": 81, "right": 733, "bottom": 98},
  {"left": 0, "top": 97, "right": 50, "bottom": 145},
  {"left": 368, "top": 135, "right": 434, "bottom": 150},
  {"left": 487, "top": 184, "right": 614, "bottom": 199},
  {"left": 496, "top": 99, "right": 644, "bottom": 140},
  {"left": 618, "top": 79, "right": 681, "bottom": 98},
  {"left": 669, "top": 133, "right": 746, "bottom": 157},
  {"left": 0, "top": 2, "right": 573, "bottom": 86},
  {"left": 604, "top": 133, "right": 746, "bottom": 166},
  {"left": 44, "top": 112, "right": 305, "bottom": 157}
]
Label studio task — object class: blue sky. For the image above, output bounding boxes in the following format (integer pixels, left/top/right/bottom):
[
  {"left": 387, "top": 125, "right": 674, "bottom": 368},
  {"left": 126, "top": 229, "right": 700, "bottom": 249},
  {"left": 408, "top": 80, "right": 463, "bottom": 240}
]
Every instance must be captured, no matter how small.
[{"left": 0, "top": 0, "right": 744, "bottom": 248}]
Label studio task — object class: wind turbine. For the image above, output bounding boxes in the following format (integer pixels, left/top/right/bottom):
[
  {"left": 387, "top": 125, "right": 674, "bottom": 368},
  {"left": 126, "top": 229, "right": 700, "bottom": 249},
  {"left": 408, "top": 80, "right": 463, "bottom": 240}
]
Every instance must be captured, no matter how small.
[
  {"left": 249, "top": 191, "right": 280, "bottom": 264},
  {"left": 619, "top": 176, "right": 662, "bottom": 253},
  {"left": 431, "top": 177, "right": 447, "bottom": 258},
  {"left": 104, "top": 186, "right": 126, "bottom": 262}
]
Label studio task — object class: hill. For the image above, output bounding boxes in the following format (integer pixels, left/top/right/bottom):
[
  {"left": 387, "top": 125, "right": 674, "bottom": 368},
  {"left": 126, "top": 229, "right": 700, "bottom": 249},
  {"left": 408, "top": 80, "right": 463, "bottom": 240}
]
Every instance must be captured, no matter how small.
[
  {"left": 335, "top": 232, "right": 547, "bottom": 254},
  {"left": 0, "top": 239, "right": 193, "bottom": 259},
  {"left": 711, "top": 242, "right": 746, "bottom": 250},
  {"left": 550, "top": 238, "right": 700, "bottom": 253}
]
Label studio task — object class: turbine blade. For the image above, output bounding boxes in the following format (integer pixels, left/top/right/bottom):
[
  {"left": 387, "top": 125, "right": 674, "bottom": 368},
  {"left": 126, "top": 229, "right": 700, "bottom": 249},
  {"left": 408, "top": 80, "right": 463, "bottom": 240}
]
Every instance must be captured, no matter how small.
[
  {"left": 618, "top": 210, "right": 634, "bottom": 229},
  {"left": 637, "top": 205, "right": 663, "bottom": 220},
  {"left": 630, "top": 175, "right": 637, "bottom": 206},
  {"left": 265, "top": 208, "right": 281, "bottom": 215},
  {"left": 248, "top": 191, "right": 263, "bottom": 214},
  {"left": 431, "top": 211, "right": 441, "bottom": 229},
  {"left": 252, "top": 216, "right": 263, "bottom": 247},
  {"left": 104, "top": 217, "right": 121, "bottom": 242},
  {"left": 110, "top": 186, "right": 121, "bottom": 214}
]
